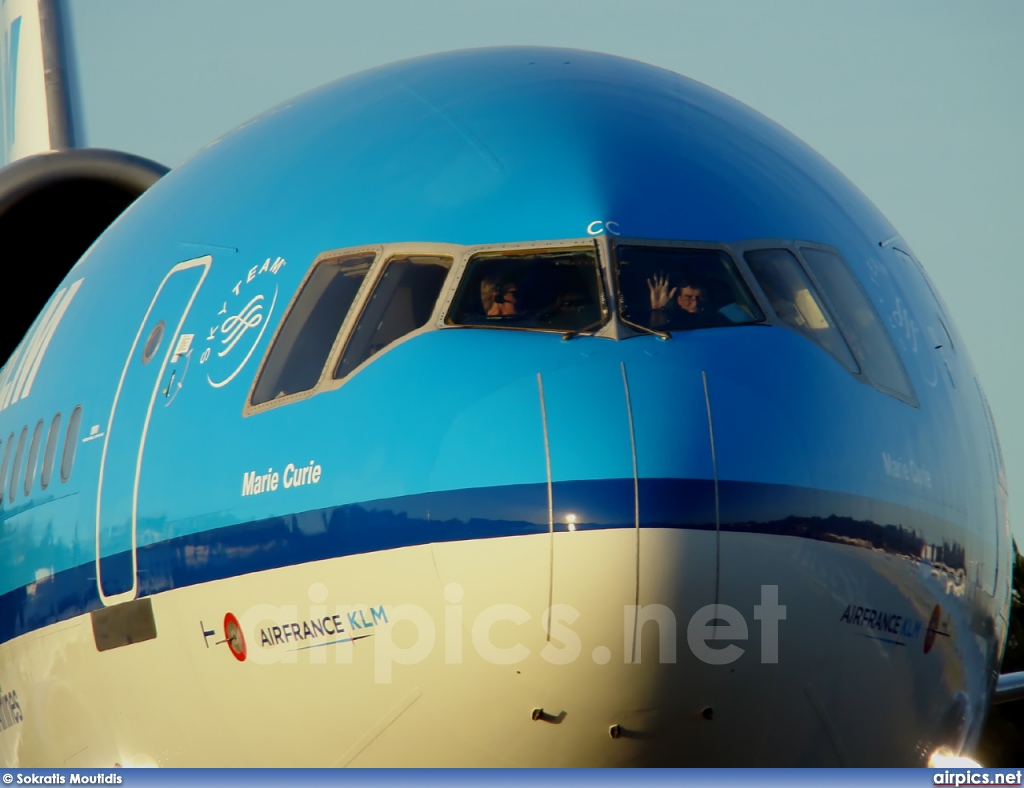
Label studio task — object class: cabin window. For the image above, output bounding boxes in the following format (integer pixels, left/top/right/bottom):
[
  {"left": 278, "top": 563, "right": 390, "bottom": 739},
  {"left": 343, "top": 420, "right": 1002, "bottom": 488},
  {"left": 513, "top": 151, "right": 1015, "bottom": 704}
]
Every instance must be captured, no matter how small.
[
  {"left": 24, "top": 419, "right": 44, "bottom": 496},
  {"left": 744, "top": 249, "right": 859, "bottom": 374},
  {"left": 40, "top": 412, "right": 62, "bottom": 490},
  {"left": 447, "top": 247, "right": 604, "bottom": 333},
  {"left": 8, "top": 427, "right": 27, "bottom": 503},
  {"left": 0, "top": 434, "right": 9, "bottom": 504},
  {"left": 615, "top": 245, "right": 763, "bottom": 331},
  {"left": 800, "top": 247, "right": 915, "bottom": 403},
  {"left": 251, "top": 252, "right": 375, "bottom": 405},
  {"left": 335, "top": 255, "right": 453, "bottom": 379},
  {"left": 60, "top": 406, "right": 82, "bottom": 483}
]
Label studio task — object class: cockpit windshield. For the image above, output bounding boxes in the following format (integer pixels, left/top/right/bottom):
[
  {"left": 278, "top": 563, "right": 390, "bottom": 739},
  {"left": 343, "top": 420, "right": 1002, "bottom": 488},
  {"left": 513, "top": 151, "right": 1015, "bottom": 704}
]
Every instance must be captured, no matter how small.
[
  {"left": 446, "top": 247, "right": 604, "bottom": 333},
  {"left": 615, "top": 245, "right": 764, "bottom": 331},
  {"left": 247, "top": 235, "right": 915, "bottom": 415}
]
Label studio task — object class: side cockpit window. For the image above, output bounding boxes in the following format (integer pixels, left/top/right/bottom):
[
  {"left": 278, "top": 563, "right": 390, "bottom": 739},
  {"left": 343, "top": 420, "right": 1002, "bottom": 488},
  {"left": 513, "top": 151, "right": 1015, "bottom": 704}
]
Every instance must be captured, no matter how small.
[
  {"left": 335, "top": 255, "right": 452, "bottom": 379},
  {"left": 251, "top": 252, "right": 374, "bottom": 406},
  {"left": 446, "top": 248, "right": 603, "bottom": 333},
  {"left": 745, "top": 245, "right": 916, "bottom": 404},
  {"left": 615, "top": 245, "right": 763, "bottom": 331},
  {"left": 799, "top": 247, "right": 915, "bottom": 403},
  {"left": 744, "top": 249, "right": 859, "bottom": 373}
]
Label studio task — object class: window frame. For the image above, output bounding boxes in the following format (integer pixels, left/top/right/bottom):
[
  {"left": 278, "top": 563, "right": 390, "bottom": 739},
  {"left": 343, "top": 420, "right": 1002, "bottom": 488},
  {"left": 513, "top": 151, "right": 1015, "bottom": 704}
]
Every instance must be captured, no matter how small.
[
  {"left": 739, "top": 245, "right": 860, "bottom": 374},
  {"left": 40, "top": 411, "right": 62, "bottom": 491},
  {"left": 60, "top": 405, "right": 82, "bottom": 484},
  {"left": 24, "top": 419, "right": 44, "bottom": 497},
  {"left": 329, "top": 248, "right": 457, "bottom": 384},
  {"left": 732, "top": 238, "right": 917, "bottom": 406},
  {"left": 439, "top": 237, "right": 608, "bottom": 336},
  {"left": 796, "top": 241, "right": 917, "bottom": 406},
  {"left": 246, "top": 243, "right": 465, "bottom": 415},
  {"left": 244, "top": 235, "right": 917, "bottom": 416},
  {"left": 245, "top": 244, "right": 382, "bottom": 414},
  {"left": 609, "top": 236, "right": 769, "bottom": 335}
]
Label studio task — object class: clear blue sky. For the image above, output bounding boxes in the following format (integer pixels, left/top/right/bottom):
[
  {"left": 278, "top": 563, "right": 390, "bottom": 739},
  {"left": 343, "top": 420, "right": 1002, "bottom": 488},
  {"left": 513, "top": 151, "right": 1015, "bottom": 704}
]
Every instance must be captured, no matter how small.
[{"left": 67, "top": 0, "right": 1024, "bottom": 545}]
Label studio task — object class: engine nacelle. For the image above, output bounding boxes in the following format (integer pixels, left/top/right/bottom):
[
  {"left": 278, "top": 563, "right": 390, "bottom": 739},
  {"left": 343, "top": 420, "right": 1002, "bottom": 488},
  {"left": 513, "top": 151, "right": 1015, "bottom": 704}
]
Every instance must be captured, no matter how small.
[{"left": 0, "top": 148, "right": 167, "bottom": 364}]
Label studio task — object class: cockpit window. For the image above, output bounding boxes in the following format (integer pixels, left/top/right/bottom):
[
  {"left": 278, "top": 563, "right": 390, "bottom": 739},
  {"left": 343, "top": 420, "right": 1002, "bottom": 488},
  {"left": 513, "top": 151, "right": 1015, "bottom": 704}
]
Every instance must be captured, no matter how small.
[
  {"left": 246, "top": 235, "right": 918, "bottom": 415},
  {"left": 251, "top": 252, "right": 374, "bottom": 406},
  {"left": 615, "top": 245, "right": 764, "bottom": 331},
  {"left": 335, "top": 255, "right": 452, "bottom": 379},
  {"left": 744, "top": 249, "right": 859, "bottom": 374},
  {"left": 446, "top": 247, "right": 604, "bottom": 333},
  {"left": 800, "top": 246, "right": 915, "bottom": 402}
]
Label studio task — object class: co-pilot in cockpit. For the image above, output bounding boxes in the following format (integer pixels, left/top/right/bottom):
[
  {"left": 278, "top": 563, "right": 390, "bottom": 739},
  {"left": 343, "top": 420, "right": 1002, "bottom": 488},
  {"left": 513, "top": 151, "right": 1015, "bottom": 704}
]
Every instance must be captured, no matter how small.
[
  {"left": 614, "top": 244, "right": 762, "bottom": 332},
  {"left": 451, "top": 248, "right": 604, "bottom": 332}
]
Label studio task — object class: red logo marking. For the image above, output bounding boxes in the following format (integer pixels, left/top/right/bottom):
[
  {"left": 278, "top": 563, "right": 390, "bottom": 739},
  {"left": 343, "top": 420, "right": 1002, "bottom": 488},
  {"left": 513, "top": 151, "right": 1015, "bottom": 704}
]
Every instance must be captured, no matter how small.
[{"left": 224, "top": 612, "right": 247, "bottom": 662}]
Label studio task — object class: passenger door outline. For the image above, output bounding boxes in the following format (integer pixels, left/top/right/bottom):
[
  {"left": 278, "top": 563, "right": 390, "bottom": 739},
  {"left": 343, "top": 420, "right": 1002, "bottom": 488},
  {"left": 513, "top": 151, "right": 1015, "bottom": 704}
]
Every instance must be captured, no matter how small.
[{"left": 95, "top": 256, "right": 211, "bottom": 606}]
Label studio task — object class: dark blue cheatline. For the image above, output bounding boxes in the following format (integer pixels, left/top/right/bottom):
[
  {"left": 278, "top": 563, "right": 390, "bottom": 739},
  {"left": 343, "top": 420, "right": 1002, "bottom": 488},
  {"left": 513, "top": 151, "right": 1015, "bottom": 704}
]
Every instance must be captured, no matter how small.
[{"left": 0, "top": 478, "right": 964, "bottom": 645}]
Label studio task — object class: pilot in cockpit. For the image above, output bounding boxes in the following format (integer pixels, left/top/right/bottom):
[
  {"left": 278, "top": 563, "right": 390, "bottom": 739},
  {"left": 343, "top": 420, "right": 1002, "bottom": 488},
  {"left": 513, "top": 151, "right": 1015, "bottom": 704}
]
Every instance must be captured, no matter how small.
[
  {"left": 647, "top": 271, "right": 712, "bottom": 327},
  {"left": 644, "top": 271, "right": 750, "bottom": 328},
  {"left": 481, "top": 276, "right": 521, "bottom": 318}
]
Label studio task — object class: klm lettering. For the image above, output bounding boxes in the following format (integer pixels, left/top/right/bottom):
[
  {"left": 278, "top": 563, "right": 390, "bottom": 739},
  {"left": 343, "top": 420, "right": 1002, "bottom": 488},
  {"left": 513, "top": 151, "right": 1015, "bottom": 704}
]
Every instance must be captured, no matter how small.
[{"left": 347, "top": 605, "right": 389, "bottom": 630}]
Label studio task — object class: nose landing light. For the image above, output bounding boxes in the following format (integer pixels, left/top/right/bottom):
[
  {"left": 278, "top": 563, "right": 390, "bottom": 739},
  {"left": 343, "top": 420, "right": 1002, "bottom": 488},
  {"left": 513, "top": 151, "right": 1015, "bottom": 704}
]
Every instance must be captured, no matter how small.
[{"left": 928, "top": 748, "right": 981, "bottom": 767}]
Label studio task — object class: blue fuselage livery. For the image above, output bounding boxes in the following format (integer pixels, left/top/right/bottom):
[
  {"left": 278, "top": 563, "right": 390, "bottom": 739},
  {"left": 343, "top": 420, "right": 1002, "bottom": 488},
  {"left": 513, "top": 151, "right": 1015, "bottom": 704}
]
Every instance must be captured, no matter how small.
[{"left": 0, "top": 47, "right": 1012, "bottom": 767}]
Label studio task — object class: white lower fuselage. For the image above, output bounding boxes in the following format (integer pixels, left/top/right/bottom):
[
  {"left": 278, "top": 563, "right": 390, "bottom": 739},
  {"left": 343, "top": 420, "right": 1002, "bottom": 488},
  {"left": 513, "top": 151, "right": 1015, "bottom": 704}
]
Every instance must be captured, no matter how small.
[{"left": 0, "top": 525, "right": 982, "bottom": 767}]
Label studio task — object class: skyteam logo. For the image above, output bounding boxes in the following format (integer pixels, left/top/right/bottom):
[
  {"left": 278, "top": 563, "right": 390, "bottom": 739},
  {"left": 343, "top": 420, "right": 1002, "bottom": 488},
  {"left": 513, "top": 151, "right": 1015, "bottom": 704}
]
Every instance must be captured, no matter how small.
[
  {"left": 0, "top": 279, "right": 83, "bottom": 412},
  {"left": 1, "top": 10, "right": 22, "bottom": 156}
]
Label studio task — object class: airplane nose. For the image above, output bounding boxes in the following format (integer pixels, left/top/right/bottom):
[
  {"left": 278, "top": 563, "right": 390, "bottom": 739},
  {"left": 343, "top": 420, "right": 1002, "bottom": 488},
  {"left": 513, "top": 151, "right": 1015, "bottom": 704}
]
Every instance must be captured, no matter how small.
[
  {"left": 537, "top": 359, "right": 640, "bottom": 659},
  {"left": 535, "top": 352, "right": 720, "bottom": 698},
  {"left": 623, "top": 354, "right": 721, "bottom": 639},
  {"left": 426, "top": 337, "right": 799, "bottom": 763}
]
